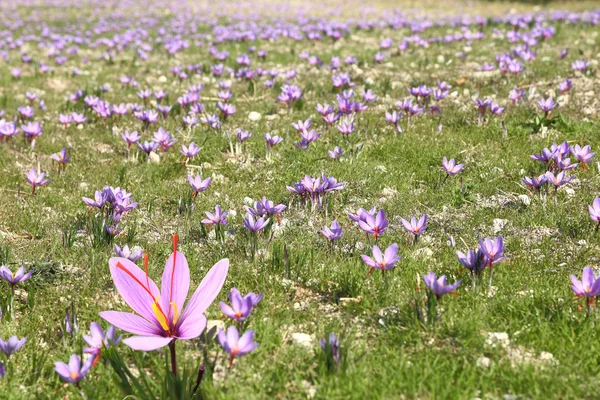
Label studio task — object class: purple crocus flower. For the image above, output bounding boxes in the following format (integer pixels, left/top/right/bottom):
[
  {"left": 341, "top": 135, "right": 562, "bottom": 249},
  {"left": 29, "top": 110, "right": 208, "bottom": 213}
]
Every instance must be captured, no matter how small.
[
  {"left": 571, "top": 145, "right": 595, "bottom": 169},
  {"left": 328, "top": 146, "right": 344, "bottom": 159},
  {"left": 544, "top": 171, "right": 574, "bottom": 188},
  {"left": 83, "top": 322, "right": 121, "bottom": 358},
  {"left": 457, "top": 249, "right": 484, "bottom": 273},
  {"left": 55, "top": 354, "right": 94, "bottom": 384},
  {"left": 319, "top": 332, "right": 341, "bottom": 367},
  {"left": 572, "top": 267, "right": 600, "bottom": 298},
  {"left": 0, "top": 336, "right": 26, "bottom": 357},
  {"left": 442, "top": 157, "right": 464, "bottom": 176},
  {"left": 558, "top": 79, "right": 572, "bottom": 94},
  {"left": 521, "top": 175, "right": 547, "bottom": 190},
  {"left": 180, "top": 143, "right": 200, "bottom": 160},
  {"left": 588, "top": 198, "right": 600, "bottom": 225},
  {"left": 202, "top": 205, "right": 229, "bottom": 225},
  {"left": 114, "top": 244, "right": 143, "bottom": 262},
  {"left": 121, "top": 131, "right": 141, "bottom": 150},
  {"left": 236, "top": 129, "right": 252, "bottom": 143},
  {"left": 530, "top": 147, "right": 556, "bottom": 164},
  {"left": 137, "top": 141, "right": 159, "bottom": 158},
  {"left": 50, "top": 148, "right": 70, "bottom": 169},
  {"left": 243, "top": 214, "right": 269, "bottom": 233},
  {"left": 99, "top": 236, "right": 229, "bottom": 350},
  {"left": 361, "top": 244, "right": 401, "bottom": 275},
  {"left": 26, "top": 168, "right": 49, "bottom": 194},
  {"left": 219, "top": 289, "right": 253, "bottom": 322},
  {"left": 358, "top": 209, "right": 388, "bottom": 238},
  {"left": 401, "top": 215, "right": 428, "bottom": 239},
  {"left": 82, "top": 190, "right": 107, "bottom": 209},
  {"left": 336, "top": 121, "right": 355, "bottom": 136},
  {"left": 321, "top": 220, "right": 342, "bottom": 241},
  {"left": 479, "top": 236, "right": 506, "bottom": 267},
  {"left": 537, "top": 97, "right": 556, "bottom": 116},
  {"left": 264, "top": 133, "right": 283, "bottom": 149},
  {"left": 423, "top": 272, "right": 461, "bottom": 299},
  {"left": 188, "top": 175, "right": 211, "bottom": 197},
  {"left": 509, "top": 88, "right": 525, "bottom": 104},
  {"left": 218, "top": 326, "right": 258, "bottom": 366},
  {"left": 571, "top": 60, "right": 588, "bottom": 72},
  {"left": 21, "top": 121, "right": 42, "bottom": 148}
]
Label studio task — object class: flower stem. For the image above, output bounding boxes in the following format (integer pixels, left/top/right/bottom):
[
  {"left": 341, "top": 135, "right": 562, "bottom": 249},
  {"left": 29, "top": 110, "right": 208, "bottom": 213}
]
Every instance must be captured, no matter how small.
[{"left": 168, "top": 339, "right": 177, "bottom": 376}]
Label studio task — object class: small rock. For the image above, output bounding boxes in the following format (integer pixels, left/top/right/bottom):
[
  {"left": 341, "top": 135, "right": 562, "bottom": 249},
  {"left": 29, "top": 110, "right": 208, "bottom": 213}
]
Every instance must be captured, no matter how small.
[
  {"left": 291, "top": 333, "right": 314, "bottom": 349},
  {"left": 149, "top": 152, "right": 160, "bottom": 163},
  {"left": 248, "top": 111, "right": 261, "bottom": 121},
  {"left": 476, "top": 356, "right": 491, "bottom": 368},
  {"left": 518, "top": 194, "right": 531, "bottom": 206},
  {"left": 492, "top": 218, "right": 509, "bottom": 233}
]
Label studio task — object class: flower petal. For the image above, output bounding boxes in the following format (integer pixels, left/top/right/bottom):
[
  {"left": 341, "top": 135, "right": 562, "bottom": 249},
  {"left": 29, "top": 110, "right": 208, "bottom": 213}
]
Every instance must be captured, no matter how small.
[
  {"left": 123, "top": 336, "right": 173, "bottom": 351},
  {"left": 178, "top": 259, "right": 229, "bottom": 324}
]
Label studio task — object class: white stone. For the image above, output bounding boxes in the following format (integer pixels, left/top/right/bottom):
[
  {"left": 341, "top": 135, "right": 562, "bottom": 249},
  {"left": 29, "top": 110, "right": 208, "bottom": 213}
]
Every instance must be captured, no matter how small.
[
  {"left": 248, "top": 111, "right": 261, "bottom": 121},
  {"left": 291, "top": 333, "right": 314, "bottom": 349},
  {"left": 476, "top": 356, "right": 491, "bottom": 368}
]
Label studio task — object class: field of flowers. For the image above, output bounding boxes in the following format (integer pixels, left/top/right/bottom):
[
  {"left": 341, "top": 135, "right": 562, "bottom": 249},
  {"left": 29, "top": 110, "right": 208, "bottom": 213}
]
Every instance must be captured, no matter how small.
[{"left": 1, "top": 0, "right": 600, "bottom": 398}]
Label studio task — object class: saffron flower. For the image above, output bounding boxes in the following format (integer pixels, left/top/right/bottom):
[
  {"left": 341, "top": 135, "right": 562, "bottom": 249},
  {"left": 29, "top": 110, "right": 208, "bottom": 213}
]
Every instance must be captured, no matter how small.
[
  {"left": 217, "top": 326, "right": 258, "bottom": 366},
  {"left": 121, "top": 131, "right": 141, "bottom": 150},
  {"left": 319, "top": 332, "right": 342, "bottom": 368},
  {"left": 243, "top": 214, "right": 269, "bottom": 233},
  {"left": 589, "top": 198, "right": 600, "bottom": 229},
  {"left": 479, "top": 236, "right": 506, "bottom": 267},
  {"left": 423, "top": 272, "right": 461, "bottom": 299},
  {"left": 0, "top": 265, "right": 33, "bottom": 293},
  {"left": 0, "top": 336, "right": 26, "bottom": 357},
  {"left": 361, "top": 244, "right": 401, "bottom": 275},
  {"left": 571, "top": 145, "right": 595, "bottom": 169},
  {"left": 188, "top": 175, "right": 211, "bottom": 197},
  {"left": 571, "top": 267, "right": 600, "bottom": 297},
  {"left": 442, "top": 157, "right": 464, "bottom": 176},
  {"left": 358, "top": 209, "right": 388, "bottom": 238},
  {"left": 100, "top": 235, "right": 229, "bottom": 351},
  {"left": 180, "top": 143, "right": 200, "bottom": 161},
  {"left": 401, "top": 215, "right": 428, "bottom": 242},
  {"left": 114, "top": 244, "right": 143, "bottom": 262},
  {"left": 202, "top": 205, "right": 229, "bottom": 225},
  {"left": 219, "top": 289, "right": 254, "bottom": 322},
  {"left": 50, "top": 148, "right": 70, "bottom": 171},
  {"left": 537, "top": 97, "right": 556, "bottom": 117},
  {"left": 321, "top": 220, "right": 342, "bottom": 241},
  {"left": 83, "top": 322, "right": 121, "bottom": 357},
  {"left": 328, "top": 146, "right": 344, "bottom": 159},
  {"left": 544, "top": 171, "right": 574, "bottom": 188},
  {"left": 26, "top": 168, "right": 50, "bottom": 194},
  {"left": 55, "top": 354, "right": 94, "bottom": 384}
]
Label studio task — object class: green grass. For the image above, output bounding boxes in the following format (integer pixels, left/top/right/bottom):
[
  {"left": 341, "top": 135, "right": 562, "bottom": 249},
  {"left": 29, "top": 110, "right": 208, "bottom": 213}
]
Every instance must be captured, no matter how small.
[{"left": 1, "top": 1, "right": 600, "bottom": 399}]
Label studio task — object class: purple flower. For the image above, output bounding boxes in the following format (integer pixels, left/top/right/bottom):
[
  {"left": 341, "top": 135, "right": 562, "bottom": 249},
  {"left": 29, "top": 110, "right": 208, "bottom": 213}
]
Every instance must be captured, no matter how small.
[
  {"left": 479, "top": 236, "right": 506, "bottom": 267},
  {"left": 236, "top": 129, "right": 252, "bottom": 143},
  {"left": 423, "top": 272, "right": 461, "bottom": 299},
  {"left": 588, "top": 197, "right": 600, "bottom": 223},
  {"left": 0, "top": 336, "right": 26, "bottom": 357},
  {"left": 571, "top": 267, "right": 600, "bottom": 297},
  {"left": 50, "top": 148, "right": 70, "bottom": 166},
  {"left": 121, "top": 131, "right": 141, "bottom": 149},
  {"left": 264, "top": 133, "right": 283, "bottom": 148},
  {"left": 219, "top": 289, "right": 253, "bottom": 322},
  {"left": 571, "top": 144, "right": 595, "bottom": 166},
  {"left": 180, "top": 143, "right": 200, "bottom": 159},
  {"left": 442, "top": 157, "right": 464, "bottom": 176},
  {"left": 82, "top": 190, "right": 107, "bottom": 209},
  {"left": 558, "top": 79, "right": 572, "bottom": 94},
  {"left": 243, "top": 214, "right": 269, "bottom": 232},
  {"left": 55, "top": 354, "right": 94, "bottom": 384},
  {"left": 83, "top": 322, "right": 121, "bottom": 356},
  {"left": 537, "top": 97, "right": 556, "bottom": 115},
  {"left": 361, "top": 244, "right": 401, "bottom": 274},
  {"left": 137, "top": 141, "right": 159, "bottom": 157},
  {"left": 188, "top": 175, "right": 211, "bottom": 197},
  {"left": 114, "top": 244, "right": 143, "bottom": 262},
  {"left": 509, "top": 88, "right": 525, "bottom": 104},
  {"left": 401, "top": 215, "right": 428, "bottom": 236},
  {"left": 544, "top": 171, "right": 573, "bottom": 187},
  {"left": 336, "top": 121, "right": 355, "bottom": 136},
  {"left": 319, "top": 333, "right": 341, "bottom": 366},
  {"left": 218, "top": 326, "right": 258, "bottom": 366},
  {"left": 328, "top": 146, "right": 344, "bottom": 159},
  {"left": 100, "top": 236, "right": 229, "bottom": 351},
  {"left": 521, "top": 175, "right": 547, "bottom": 189},
  {"left": 202, "top": 205, "right": 229, "bottom": 225},
  {"left": 26, "top": 168, "right": 49, "bottom": 194},
  {"left": 457, "top": 249, "right": 484, "bottom": 272},
  {"left": 358, "top": 209, "right": 388, "bottom": 238},
  {"left": 571, "top": 60, "right": 588, "bottom": 72},
  {"left": 530, "top": 148, "right": 556, "bottom": 164},
  {"left": 321, "top": 220, "right": 342, "bottom": 241}
]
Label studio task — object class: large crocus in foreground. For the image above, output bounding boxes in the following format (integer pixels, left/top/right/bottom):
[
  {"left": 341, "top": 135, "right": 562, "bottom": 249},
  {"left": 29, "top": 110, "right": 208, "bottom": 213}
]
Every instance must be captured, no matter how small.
[{"left": 100, "top": 235, "right": 229, "bottom": 352}]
